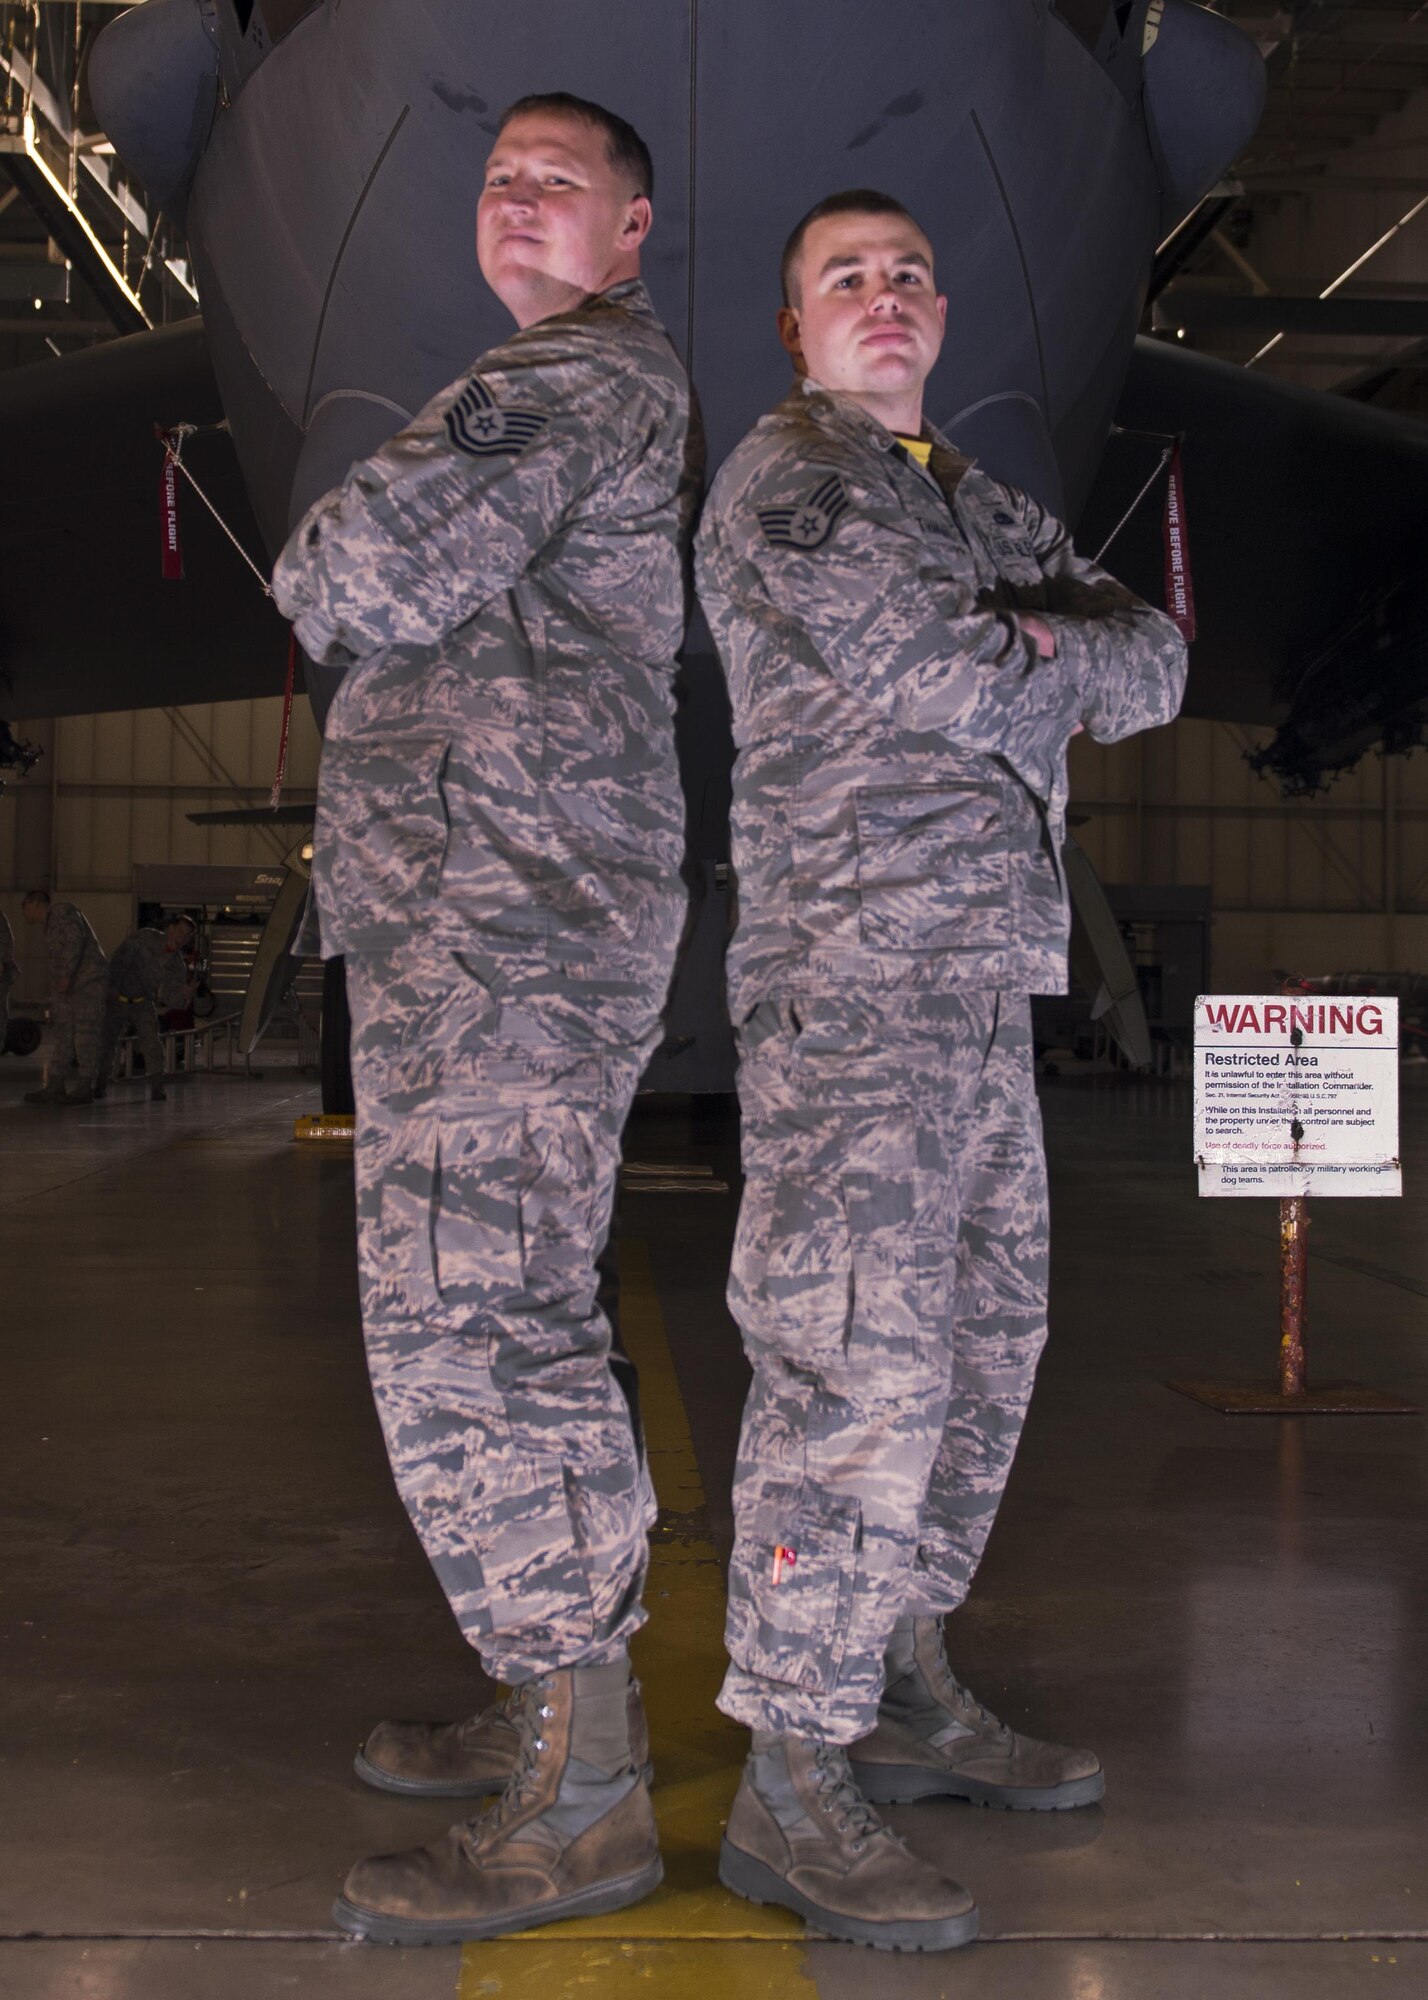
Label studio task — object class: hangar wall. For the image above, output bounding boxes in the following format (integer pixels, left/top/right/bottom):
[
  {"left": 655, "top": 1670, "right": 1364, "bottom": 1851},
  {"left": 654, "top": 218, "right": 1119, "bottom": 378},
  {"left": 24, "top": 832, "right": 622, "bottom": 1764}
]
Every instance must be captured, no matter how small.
[
  {"left": 5, "top": 694, "right": 1425, "bottom": 1018},
  {"left": 0, "top": 695, "right": 320, "bottom": 1005},
  {"left": 1072, "top": 720, "right": 1428, "bottom": 993}
]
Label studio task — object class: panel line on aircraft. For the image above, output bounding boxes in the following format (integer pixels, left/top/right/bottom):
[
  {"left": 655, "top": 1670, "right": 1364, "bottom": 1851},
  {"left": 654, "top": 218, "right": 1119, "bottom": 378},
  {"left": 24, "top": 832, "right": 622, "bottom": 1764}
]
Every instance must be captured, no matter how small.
[
  {"left": 970, "top": 108, "right": 1050, "bottom": 419},
  {"left": 300, "top": 102, "right": 412, "bottom": 427}
]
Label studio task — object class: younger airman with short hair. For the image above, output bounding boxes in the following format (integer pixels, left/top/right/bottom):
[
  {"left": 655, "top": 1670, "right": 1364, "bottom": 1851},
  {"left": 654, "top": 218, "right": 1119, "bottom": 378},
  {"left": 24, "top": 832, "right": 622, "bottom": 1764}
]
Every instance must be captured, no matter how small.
[{"left": 696, "top": 188, "right": 1187, "bottom": 1952}]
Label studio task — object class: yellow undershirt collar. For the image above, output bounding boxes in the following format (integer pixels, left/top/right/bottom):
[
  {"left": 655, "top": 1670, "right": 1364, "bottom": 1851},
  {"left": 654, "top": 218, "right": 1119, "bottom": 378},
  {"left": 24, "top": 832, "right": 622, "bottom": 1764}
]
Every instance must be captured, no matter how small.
[{"left": 894, "top": 433, "right": 933, "bottom": 467}]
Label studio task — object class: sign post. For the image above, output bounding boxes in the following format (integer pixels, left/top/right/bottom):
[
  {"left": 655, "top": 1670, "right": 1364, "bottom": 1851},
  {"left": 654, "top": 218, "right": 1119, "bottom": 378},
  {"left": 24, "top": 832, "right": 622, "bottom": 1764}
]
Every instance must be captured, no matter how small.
[{"left": 1171, "top": 994, "right": 1417, "bottom": 1415}]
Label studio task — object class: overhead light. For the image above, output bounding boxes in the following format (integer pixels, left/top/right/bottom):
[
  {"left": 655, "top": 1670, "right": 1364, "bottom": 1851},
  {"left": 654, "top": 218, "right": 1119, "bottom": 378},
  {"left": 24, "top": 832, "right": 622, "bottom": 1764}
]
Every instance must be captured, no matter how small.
[
  {"left": 32, "top": 297, "right": 41, "bottom": 310},
  {"left": 300, "top": 842, "right": 314, "bottom": 863}
]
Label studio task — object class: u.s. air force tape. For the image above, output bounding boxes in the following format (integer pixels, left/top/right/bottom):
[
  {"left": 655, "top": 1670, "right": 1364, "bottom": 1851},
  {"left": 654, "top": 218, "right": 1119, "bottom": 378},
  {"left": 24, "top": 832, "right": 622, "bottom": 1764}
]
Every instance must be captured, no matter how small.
[
  {"left": 444, "top": 375, "right": 550, "bottom": 458},
  {"left": 757, "top": 473, "right": 849, "bottom": 552}
]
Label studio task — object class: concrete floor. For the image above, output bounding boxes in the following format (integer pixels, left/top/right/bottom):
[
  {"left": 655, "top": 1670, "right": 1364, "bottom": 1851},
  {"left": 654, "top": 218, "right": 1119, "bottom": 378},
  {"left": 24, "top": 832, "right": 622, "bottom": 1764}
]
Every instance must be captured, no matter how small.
[{"left": 2, "top": 1052, "right": 1425, "bottom": 1997}]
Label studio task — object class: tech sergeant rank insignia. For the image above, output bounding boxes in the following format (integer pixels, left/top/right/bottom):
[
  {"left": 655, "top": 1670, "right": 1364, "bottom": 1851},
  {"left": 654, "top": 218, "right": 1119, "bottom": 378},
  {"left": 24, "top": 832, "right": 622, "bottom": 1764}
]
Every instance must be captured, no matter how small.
[
  {"left": 757, "top": 473, "right": 849, "bottom": 552},
  {"left": 444, "top": 375, "right": 550, "bottom": 458}
]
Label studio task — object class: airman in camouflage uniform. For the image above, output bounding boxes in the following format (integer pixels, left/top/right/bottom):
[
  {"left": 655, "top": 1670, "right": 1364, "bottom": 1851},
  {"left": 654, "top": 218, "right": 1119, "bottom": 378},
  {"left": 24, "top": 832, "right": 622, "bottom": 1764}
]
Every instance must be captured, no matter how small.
[
  {"left": 95, "top": 917, "right": 196, "bottom": 1101},
  {"left": 21, "top": 891, "right": 108, "bottom": 1105},
  {"left": 696, "top": 191, "right": 1187, "bottom": 1951},
  {"left": 272, "top": 95, "right": 701, "bottom": 1945}
]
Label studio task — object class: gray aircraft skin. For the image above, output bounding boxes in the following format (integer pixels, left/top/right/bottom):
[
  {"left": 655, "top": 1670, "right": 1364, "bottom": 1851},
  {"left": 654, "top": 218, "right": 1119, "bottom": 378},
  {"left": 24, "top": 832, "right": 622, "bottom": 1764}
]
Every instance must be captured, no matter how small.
[
  {"left": 7, "top": 0, "right": 1427, "bottom": 801},
  {"left": 86, "top": 0, "right": 1263, "bottom": 599}
]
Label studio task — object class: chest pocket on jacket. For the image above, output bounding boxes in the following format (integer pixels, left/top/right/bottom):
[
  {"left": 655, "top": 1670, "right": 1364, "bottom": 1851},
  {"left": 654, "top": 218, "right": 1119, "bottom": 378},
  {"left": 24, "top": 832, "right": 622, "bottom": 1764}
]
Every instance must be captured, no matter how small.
[{"left": 854, "top": 784, "right": 1010, "bottom": 952}]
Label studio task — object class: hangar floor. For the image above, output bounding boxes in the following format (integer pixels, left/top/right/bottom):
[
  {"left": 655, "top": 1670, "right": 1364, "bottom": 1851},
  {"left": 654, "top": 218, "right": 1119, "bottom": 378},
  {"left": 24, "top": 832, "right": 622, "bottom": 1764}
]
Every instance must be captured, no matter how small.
[{"left": 2, "top": 1056, "right": 1426, "bottom": 1999}]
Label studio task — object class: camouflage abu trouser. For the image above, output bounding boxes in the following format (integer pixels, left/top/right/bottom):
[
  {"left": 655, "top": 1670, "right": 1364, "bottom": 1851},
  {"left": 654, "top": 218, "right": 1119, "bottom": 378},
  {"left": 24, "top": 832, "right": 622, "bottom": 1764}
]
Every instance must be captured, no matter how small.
[
  {"left": 51, "top": 970, "right": 107, "bottom": 1081},
  {"left": 99, "top": 995, "right": 164, "bottom": 1084},
  {"left": 720, "top": 990, "right": 1049, "bottom": 1743},
  {"left": 346, "top": 944, "right": 662, "bottom": 1685}
]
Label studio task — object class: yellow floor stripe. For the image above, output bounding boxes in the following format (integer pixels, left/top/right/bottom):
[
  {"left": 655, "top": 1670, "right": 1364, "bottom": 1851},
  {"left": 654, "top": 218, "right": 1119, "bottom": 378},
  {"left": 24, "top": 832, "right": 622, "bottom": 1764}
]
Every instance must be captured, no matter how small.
[
  {"left": 459, "top": 1939, "right": 812, "bottom": 1997},
  {"left": 458, "top": 1238, "right": 809, "bottom": 1997}
]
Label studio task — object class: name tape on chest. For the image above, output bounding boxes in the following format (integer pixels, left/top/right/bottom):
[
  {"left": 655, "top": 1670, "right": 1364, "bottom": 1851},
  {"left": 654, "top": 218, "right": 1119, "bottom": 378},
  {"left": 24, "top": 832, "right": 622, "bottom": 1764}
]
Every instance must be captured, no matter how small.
[
  {"left": 987, "top": 506, "right": 1039, "bottom": 571},
  {"left": 444, "top": 375, "right": 550, "bottom": 459},
  {"left": 757, "top": 473, "right": 850, "bottom": 553}
]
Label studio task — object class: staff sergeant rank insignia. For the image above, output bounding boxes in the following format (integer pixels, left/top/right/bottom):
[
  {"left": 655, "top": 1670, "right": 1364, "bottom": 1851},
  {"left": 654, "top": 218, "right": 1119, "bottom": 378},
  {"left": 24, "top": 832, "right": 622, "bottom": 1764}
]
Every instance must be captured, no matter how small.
[
  {"left": 444, "top": 375, "right": 550, "bottom": 458},
  {"left": 757, "top": 473, "right": 850, "bottom": 552}
]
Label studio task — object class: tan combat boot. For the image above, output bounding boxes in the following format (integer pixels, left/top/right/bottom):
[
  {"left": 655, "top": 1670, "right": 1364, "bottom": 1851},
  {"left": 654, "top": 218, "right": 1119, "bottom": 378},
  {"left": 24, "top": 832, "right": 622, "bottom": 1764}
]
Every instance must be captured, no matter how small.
[
  {"left": 849, "top": 1616, "right": 1104, "bottom": 1811},
  {"left": 334, "top": 1659, "right": 661, "bottom": 1944},
  {"left": 719, "top": 1733, "right": 978, "bottom": 1952},
  {"left": 355, "top": 1677, "right": 652, "bottom": 1798}
]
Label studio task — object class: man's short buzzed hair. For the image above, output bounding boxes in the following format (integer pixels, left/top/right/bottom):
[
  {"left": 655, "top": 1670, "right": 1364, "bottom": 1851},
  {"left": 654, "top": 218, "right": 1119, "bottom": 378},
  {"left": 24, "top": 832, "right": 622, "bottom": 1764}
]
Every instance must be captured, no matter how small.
[
  {"left": 22, "top": 888, "right": 49, "bottom": 908},
  {"left": 781, "top": 188, "right": 923, "bottom": 306},
  {"left": 498, "top": 92, "right": 654, "bottom": 201}
]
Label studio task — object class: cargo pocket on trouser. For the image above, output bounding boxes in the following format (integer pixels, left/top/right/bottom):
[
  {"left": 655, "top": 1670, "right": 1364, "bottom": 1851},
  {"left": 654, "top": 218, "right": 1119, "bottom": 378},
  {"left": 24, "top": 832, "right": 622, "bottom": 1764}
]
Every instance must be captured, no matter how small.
[
  {"left": 729, "top": 1166, "right": 855, "bottom": 1368},
  {"left": 725, "top": 1477, "right": 862, "bottom": 1695},
  {"left": 733, "top": 1131, "right": 940, "bottom": 1373},
  {"left": 426, "top": 1112, "right": 526, "bottom": 1314}
]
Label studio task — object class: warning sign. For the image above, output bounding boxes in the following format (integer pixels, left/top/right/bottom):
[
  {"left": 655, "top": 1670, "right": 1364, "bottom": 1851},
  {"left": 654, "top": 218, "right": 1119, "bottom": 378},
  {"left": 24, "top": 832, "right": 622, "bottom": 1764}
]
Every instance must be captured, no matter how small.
[{"left": 1194, "top": 995, "right": 1401, "bottom": 1198}]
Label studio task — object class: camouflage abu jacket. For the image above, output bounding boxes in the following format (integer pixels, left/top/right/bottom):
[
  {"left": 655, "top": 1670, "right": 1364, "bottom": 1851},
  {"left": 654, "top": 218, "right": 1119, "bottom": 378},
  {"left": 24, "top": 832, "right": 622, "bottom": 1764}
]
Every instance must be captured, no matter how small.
[
  {"left": 695, "top": 380, "right": 1187, "bottom": 1010},
  {"left": 108, "top": 928, "right": 192, "bottom": 1009},
  {"left": 272, "top": 280, "right": 703, "bottom": 985},
  {"left": 44, "top": 901, "right": 106, "bottom": 988}
]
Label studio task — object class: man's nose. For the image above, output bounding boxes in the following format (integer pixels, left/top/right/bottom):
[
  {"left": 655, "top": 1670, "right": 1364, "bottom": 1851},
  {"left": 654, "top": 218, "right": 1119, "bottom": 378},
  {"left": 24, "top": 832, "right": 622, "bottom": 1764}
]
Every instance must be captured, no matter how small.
[{"left": 869, "top": 285, "right": 902, "bottom": 314}]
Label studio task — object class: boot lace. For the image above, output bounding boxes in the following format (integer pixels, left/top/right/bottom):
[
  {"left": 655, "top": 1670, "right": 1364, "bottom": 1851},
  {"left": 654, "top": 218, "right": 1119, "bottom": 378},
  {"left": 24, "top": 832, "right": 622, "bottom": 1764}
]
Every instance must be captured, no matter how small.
[
  {"left": 809, "top": 1744, "right": 886, "bottom": 1851},
  {"left": 925, "top": 1628, "right": 1010, "bottom": 1741},
  {"left": 465, "top": 1677, "right": 555, "bottom": 1846}
]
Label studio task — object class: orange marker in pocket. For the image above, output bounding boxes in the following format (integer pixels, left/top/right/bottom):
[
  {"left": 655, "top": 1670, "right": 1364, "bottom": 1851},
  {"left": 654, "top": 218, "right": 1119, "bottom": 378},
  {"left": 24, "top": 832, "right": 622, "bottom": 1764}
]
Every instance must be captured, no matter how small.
[{"left": 771, "top": 1544, "right": 798, "bottom": 1586}]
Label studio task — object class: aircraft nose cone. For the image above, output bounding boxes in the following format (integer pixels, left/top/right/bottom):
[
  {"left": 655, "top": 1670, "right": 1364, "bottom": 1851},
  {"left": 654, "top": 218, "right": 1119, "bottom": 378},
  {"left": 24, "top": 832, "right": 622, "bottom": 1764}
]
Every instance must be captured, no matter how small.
[{"left": 1142, "top": 0, "right": 1266, "bottom": 233}]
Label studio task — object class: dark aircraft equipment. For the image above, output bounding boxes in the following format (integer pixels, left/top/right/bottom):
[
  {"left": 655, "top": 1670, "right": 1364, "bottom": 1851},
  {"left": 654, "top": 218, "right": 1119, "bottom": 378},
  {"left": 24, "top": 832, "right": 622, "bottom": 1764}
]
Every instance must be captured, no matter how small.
[
  {"left": 1080, "top": 338, "right": 1428, "bottom": 790},
  {"left": 0, "top": 720, "right": 42, "bottom": 796},
  {"left": 0, "top": 321, "right": 289, "bottom": 722},
  {"left": 83, "top": 0, "right": 221, "bottom": 228},
  {"left": 1247, "top": 572, "right": 1428, "bottom": 797},
  {"left": 1139, "top": 0, "right": 1264, "bottom": 234}
]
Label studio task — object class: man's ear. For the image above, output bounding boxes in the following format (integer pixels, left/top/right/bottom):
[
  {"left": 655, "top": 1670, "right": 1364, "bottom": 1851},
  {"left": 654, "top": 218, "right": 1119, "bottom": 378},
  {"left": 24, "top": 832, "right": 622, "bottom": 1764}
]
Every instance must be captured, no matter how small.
[
  {"left": 622, "top": 195, "right": 653, "bottom": 251},
  {"left": 777, "top": 304, "right": 806, "bottom": 373}
]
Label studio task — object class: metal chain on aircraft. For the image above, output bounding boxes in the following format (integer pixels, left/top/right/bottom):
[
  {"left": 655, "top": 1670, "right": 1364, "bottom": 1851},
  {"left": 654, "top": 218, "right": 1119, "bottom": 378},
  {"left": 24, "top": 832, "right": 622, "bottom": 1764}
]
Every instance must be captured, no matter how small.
[
  {"left": 154, "top": 421, "right": 298, "bottom": 807},
  {"left": 156, "top": 421, "right": 273, "bottom": 596},
  {"left": 1094, "top": 427, "right": 1177, "bottom": 562}
]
